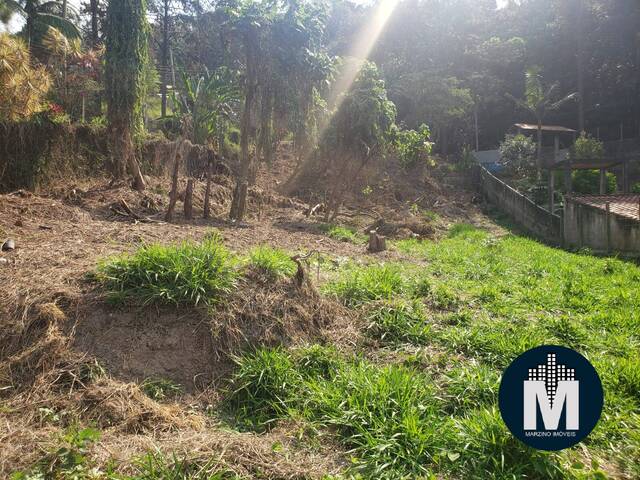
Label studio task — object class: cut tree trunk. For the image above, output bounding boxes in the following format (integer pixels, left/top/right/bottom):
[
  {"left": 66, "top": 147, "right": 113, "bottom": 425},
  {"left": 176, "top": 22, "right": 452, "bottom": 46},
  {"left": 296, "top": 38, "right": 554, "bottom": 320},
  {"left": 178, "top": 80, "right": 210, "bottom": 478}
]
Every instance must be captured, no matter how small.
[
  {"left": 184, "top": 179, "right": 194, "bottom": 220},
  {"left": 165, "top": 142, "right": 182, "bottom": 222},
  {"left": 203, "top": 152, "right": 213, "bottom": 219},
  {"left": 368, "top": 230, "right": 386, "bottom": 253}
]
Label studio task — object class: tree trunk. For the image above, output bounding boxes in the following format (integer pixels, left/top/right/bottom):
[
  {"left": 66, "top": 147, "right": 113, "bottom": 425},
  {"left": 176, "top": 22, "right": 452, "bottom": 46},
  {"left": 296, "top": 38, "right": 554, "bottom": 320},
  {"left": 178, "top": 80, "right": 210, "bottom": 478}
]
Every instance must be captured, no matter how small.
[
  {"left": 368, "top": 231, "right": 386, "bottom": 253},
  {"left": 184, "top": 179, "right": 194, "bottom": 220},
  {"left": 536, "top": 120, "right": 543, "bottom": 179},
  {"left": 110, "top": 124, "right": 145, "bottom": 190},
  {"left": 160, "top": 0, "right": 169, "bottom": 118},
  {"left": 230, "top": 31, "right": 257, "bottom": 222},
  {"left": 575, "top": 0, "right": 586, "bottom": 132},
  {"left": 90, "top": 0, "right": 102, "bottom": 116}
]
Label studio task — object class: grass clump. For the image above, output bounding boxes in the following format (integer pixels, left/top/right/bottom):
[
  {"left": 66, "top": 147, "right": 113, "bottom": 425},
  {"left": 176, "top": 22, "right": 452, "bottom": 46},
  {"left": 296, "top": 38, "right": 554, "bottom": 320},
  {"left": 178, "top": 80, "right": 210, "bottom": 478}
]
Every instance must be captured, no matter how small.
[
  {"left": 323, "top": 264, "right": 406, "bottom": 307},
  {"left": 247, "top": 245, "right": 297, "bottom": 278},
  {"left": 226, "top": 348, "right": 303, "bottom": 430},
  {"left": 320, "top": 224, "right": 366, "bottom": 244},
  {"left": 96, "top": 234, "right": 237, "bottom": 307},
  {"left": 366, "top": 299, "right": 431, "bottom": 344},
  {"left": 141, "top": 378, "right": 183, "bottom": 401}
]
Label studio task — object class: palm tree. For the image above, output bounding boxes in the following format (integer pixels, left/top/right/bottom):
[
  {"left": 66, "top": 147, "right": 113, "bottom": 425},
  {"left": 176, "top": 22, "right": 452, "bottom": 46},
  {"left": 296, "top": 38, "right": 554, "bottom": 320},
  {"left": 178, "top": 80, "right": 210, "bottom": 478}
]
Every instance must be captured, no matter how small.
[
  {"left": 507, "top": 66, "right": 577, "bottom": 177},
  {"left": 0, "top": 0, "right": 80, "bottom": 52}
]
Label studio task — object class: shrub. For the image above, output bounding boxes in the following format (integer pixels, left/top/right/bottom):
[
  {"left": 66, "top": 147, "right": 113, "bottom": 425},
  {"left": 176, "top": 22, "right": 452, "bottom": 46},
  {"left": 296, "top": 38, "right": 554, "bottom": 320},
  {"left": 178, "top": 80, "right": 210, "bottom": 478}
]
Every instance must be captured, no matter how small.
[
  {"left": 571, "top": 132, "right": 604, "bottom": 163},
  {"left": 394, "top": 123, "right": 434, "bottom": 168},
  {"left": 572, "top": 169, "right": 616, "bottom": 194},
  {"left": 498, "top": 134, "right": 536, "bottom": 176},
  {"left": 96, "top": 234, "right": 237, "bottom": 306},
  {"left": 247, "top": 245, "right": 296, "bottom": 278}
]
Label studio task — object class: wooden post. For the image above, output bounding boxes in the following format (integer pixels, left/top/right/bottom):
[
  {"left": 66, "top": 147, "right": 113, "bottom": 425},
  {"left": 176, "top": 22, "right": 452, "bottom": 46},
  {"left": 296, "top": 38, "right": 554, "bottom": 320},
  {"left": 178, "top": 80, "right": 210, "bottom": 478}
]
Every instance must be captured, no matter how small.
[
  {"left": 599, "top": 168, "right": 607, "bottom": 194},
  {"left": 605, "top": 201, "right": 611, "bottom": 253},
  {"left": 165, "top": 143, "right": 182, "bottom": 222},
  {"left": 184, "top": 179, "right": 194, "bottom": 220}
]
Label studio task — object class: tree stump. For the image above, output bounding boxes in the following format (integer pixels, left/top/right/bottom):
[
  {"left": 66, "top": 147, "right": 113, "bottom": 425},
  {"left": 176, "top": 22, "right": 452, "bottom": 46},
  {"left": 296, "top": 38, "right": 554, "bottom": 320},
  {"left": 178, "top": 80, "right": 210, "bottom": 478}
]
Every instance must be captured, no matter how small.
[
  {"left": 184, "top": 179, "right": 194, "bottom": 220},
  {"left": 368, "top": 230, "right": 386, "bottom": 253}
]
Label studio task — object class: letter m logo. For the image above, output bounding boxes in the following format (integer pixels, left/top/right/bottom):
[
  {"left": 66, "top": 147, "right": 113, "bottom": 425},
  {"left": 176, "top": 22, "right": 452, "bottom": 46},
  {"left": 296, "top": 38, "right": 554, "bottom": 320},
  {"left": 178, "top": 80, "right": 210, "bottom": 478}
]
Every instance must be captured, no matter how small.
[{"left": 523, "top": 381, "right": 579, "bottom": 430}]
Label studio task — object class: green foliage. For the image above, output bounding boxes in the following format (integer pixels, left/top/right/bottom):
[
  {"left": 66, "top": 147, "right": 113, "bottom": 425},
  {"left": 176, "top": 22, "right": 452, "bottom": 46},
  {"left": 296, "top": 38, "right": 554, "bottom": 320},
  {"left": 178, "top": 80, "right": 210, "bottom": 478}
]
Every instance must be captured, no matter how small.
[
  {"left": 226, "top": 347, "right": 303, "bottom": 430},
  {"left": 322, "top": 60, "right": 396, "bottom": 162},
  {"left": 571, "top": 133, "right": 605, "bottom": 163},
  {"left": 172, "top": 67, "right": 241, "bottom": 145},
  {"left": 247, "top": 245, "right": 297, "bottom": 278},
  {"left": 393, "top": 124, "right": 434, "bottom": 168},
  {"left": 141, "top": 378, "right": 183, "bottom": 400},
  {"left": 104, "top": 0, "right": 150, "bottom": 136},
  {"left": 498, "top": 133, "right": 536, "bottom": 175},
  {"left": 96, "top": 234, "right": 238, "bottom": 306},
  {"left": 366, "top": 299, "right": 431, "bottom": 344},
  {"left": 572, "top": 169, "right": 616, "bottom": 194},
  {"left": 323, "top": 264, "right": 406, "bottom": 307},
  {"left": 320, "top": 224, "right": 366, "bottom": 244}
]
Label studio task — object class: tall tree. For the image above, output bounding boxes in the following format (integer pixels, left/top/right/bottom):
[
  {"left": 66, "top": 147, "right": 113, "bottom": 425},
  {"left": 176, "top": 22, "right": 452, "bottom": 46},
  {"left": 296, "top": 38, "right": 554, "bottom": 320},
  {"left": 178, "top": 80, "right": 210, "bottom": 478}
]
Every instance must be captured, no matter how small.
[
  {"left": 507, "top": 66, "right": 577, "bottom": 176},
  {"left": 104, "top": 0, "right": 149, "bottom": 190}
]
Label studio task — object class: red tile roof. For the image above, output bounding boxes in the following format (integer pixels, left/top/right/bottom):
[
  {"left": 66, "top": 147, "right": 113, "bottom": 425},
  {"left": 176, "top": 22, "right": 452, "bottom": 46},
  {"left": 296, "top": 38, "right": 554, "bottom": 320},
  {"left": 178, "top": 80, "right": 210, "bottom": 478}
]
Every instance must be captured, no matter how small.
[{"left": 569, "top": 194, "right": 640, "bottom": 221}]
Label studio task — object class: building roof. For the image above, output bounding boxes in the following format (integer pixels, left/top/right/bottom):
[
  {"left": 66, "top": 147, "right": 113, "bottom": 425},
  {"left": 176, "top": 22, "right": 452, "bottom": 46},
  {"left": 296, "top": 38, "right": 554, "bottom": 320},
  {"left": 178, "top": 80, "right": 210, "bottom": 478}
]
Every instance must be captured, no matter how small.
[
  {"left": 514, "top": 123, "right": 577, "bottom": 133},
  {"left": 568, "top": 194, "right": 640, "bottom": 221},
  {"left": 549, "top": 158, "right": 624, "bottom": 170}
]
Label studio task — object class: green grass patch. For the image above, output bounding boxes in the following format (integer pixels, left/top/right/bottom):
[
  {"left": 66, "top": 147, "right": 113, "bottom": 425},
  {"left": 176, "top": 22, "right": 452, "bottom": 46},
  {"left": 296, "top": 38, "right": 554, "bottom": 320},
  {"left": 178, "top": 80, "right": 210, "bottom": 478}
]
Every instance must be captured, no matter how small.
[
  {"left": 366, "top": 299, "right": 431, "bottom": 345},
  {"left": 322, "top": 263, "right": 407, "bottom": 306},
  {"left": 141, "top": 378, "right": 183, "bottom": 401},
  {"left": 247, "top": 245, "right": 297, "bottom": 278},
  {"left": 319, "top": 224, "right": 366, "bottom": 244},
  {"left": 226, "top": 347, "right": 595, "bottom": 479},
  {"left": 96, "top": 234, "right": 237, "bottom": 307}
]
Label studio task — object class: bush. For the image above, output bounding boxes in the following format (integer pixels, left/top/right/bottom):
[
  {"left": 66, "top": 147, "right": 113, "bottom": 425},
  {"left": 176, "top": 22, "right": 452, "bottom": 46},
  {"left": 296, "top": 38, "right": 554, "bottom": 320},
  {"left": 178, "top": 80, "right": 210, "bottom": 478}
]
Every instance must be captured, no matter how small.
[
  {"left": 572, "top": 169, "right": 616, "bottom": 194},
  {"left": 394, "top": 124, "right": 434, "bottom": 168},
  {"left": 247, "top": 245, "right": 297, "bottom": 278},
  {"left": 571, "top": 132, "right": 604, "bottom": 163},
  {"left": 96, "top": 234, "right": 237, "bottom": 306},
  {"left": 498, "top": 134, "right": 536, "bottom": 176}
]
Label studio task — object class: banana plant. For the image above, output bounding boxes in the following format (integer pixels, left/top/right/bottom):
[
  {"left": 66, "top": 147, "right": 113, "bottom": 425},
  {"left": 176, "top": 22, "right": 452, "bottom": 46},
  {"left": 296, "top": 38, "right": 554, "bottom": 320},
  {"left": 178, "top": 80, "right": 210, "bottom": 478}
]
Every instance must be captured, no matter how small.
[{"left": 171, "top": 66, "right": 241, "bottom": 146}]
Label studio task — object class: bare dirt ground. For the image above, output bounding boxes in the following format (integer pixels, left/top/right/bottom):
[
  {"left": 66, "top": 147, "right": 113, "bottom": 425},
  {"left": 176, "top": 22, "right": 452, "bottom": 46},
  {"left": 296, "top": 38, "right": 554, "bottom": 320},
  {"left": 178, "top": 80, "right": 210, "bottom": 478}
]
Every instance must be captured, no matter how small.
[{"left": 0, "top": 150, "right": 493, "bottom": 477}]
